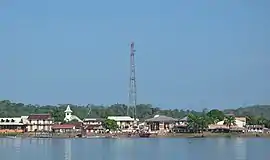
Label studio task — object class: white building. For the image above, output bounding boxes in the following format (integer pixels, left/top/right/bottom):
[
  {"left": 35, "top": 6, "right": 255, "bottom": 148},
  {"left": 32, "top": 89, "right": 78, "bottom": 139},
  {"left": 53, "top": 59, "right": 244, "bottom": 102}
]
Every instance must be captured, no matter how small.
[
  {"left": 64, "top": 105, "right": 83, "bottom": 122},
  {"left": 209, "top": 117, "right": 247, "bottom": 132},
  {"left": 246, "top": 125, "right": 266, "bottom": 133},
  {"left": 0, "top": 117, "right": 26, "bottom": 133},
  {"left": 27, "top": 114, "right": 53, "bottom": 132},
  {"left": 216, "top": 117, "right": 246, "bottom": 128},
  {"left": 83, "top": 118, "right": 103, "bottom": 125},
  {"left": 107, "top": 116, "right": 139, "bottom": 129}
]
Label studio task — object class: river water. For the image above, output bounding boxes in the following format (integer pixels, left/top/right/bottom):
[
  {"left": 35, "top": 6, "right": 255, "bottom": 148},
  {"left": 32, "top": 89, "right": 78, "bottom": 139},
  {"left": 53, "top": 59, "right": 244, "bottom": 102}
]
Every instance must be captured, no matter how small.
[{"left": 0, "top": 137, "right": 269, "bottom": 160}]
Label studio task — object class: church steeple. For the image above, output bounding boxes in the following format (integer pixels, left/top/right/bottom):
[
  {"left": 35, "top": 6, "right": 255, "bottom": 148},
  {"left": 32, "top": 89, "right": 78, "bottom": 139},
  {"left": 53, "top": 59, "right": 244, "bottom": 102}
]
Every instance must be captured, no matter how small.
[
  {"left": 63, "top": 104, "right": 83, "bottom": 122},
  {"left": 64, "top": 105, "right": 73, "bottom": 113},
  {"left": 64, "top": 105, "right": 73, "bottom": 122}
]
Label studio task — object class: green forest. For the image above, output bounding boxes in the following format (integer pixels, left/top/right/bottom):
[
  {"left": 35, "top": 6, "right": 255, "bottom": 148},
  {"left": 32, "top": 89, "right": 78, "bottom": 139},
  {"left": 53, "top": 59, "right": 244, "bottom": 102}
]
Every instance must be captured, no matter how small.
[{"left": 1, "top": 100, "right": 270, "bottom": 123}]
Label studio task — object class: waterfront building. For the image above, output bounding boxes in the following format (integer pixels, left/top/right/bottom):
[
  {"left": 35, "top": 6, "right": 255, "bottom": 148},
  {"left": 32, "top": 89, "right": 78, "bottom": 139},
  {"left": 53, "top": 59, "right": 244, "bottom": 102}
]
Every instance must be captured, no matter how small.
[
  {"left": 173, "top": 116, "right": 189, "bottom": 133},
  {"left": 208, "top": 116, "right": 247, "bottom": 133},
  {"left": 52, "top": 124, "right": 76, "bottom": 133},
  {"left": 83, "top": 118, "right": 103, "bottom": 125},
  {"left": 52, "top": 123, "right": 83, "bottom": 133},
  {"left": 27, "top": 114, "right": 53, "bottom": 132},
  {"left": 178, "top": 116, "right": 188, "bottom": 126},
  {"left": 107, "top": 116, "right": 138, "bottom": 130},
  {"left": 246, "top": 125, "right": 266, "bottom": 133},
  {"left": 83, "top": 118, "right": 104, "bottom": 133},
  {"left": 0, "top": 117, "right": 26, "bottom": 133},
  {"left": 64, "top": 105, "right": 83, "bottom": 122},
  {"left": 145, "top": 115, "right": 177, "bottom": 133}
]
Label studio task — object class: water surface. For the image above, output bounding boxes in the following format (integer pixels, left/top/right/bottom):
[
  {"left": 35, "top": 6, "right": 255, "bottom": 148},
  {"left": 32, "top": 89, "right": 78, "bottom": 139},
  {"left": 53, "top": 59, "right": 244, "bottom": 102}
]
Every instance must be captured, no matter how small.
[{"left": 0, "top": 137, "right": 269, "bottom": 160}]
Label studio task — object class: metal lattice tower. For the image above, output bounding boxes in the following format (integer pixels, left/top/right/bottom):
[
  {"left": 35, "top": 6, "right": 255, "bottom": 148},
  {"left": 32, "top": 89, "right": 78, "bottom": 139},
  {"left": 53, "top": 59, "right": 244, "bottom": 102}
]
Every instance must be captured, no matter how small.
[{"left": 128, "top": 42, "right": 137, "bottom": 119}]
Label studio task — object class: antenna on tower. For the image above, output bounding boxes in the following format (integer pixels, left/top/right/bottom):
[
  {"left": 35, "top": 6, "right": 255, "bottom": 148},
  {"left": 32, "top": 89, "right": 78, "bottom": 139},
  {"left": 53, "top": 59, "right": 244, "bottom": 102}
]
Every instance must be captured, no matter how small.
[{"left": 128, "top": 42, "right": 137, "bottom": 120}]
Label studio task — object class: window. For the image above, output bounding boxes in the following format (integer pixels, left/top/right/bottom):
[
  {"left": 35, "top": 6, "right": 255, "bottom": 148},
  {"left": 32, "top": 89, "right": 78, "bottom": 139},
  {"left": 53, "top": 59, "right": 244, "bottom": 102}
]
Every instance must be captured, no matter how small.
[
  {"left": 11, "top": 119, "right": 15, "bottom": 123},
  {"left": 6, "top": 119, "right": 10, "bottom": 123}
]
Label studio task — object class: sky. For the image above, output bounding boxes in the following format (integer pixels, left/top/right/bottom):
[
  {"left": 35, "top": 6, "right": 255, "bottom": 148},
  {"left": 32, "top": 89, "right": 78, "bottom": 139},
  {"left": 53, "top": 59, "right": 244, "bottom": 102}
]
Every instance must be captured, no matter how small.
[{"left": 0, "top": 0, "right": 269, "bottom": 110}]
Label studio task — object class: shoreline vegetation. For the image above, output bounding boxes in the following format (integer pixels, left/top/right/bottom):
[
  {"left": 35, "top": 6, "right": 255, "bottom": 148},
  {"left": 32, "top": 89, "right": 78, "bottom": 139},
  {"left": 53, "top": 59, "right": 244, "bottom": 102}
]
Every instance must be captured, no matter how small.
[
  {"left": 1, "top": 132, "right": 270, "bottom": 139},
  {"left": 1, "top": 100, "right": 270, "bottom": 121}
]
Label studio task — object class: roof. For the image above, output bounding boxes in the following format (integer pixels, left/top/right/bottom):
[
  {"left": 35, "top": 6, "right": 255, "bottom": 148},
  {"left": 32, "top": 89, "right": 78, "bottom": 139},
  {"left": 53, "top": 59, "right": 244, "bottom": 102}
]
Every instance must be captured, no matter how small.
[
  {"left": 28, "top": 114, "right": 52, "bottom": 120},
  {"left": 0, "top": 117, "right": 23, "bottom": 125},
  {"left": 107, "top": 116, "right": 137, "bottom": 121},
  {"left": 145, "top": 115, "right": 178, "bottom": 123},
  {"left": 71, "top": 122, "right": 83, "bottom": 129},
  {"left": 230, "top": 126, "right": 246, "bottom": 131},
  {"left": 83, "top": 118, "right": 104, "bottom": 122},
  {"left": 84, "top": 124, "right": 103, "bottom": 130},
  {"left": 180, "top": 116, "right": 188, "bottom": 121},
  {"left": 64, "top": 115, "right": 83, "bottom": 122},
  {"left": 246, "top": 125, "right": 265, "bottom": 128},
  {"left": 208, "top": 124, "right": 229, "bottom": 130},
  {"left": 52, "top": 124, "right": 75, "bottom": 129}
]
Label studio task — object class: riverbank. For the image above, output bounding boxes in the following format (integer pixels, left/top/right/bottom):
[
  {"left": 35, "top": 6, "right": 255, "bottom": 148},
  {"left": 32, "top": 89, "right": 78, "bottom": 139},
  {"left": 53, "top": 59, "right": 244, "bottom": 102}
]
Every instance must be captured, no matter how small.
[
  {"left": 1, "top": 132, "right": 270, "bottom": 139},
  {"left": 156, "top": 132, "right": 270, "bottom": 138}
]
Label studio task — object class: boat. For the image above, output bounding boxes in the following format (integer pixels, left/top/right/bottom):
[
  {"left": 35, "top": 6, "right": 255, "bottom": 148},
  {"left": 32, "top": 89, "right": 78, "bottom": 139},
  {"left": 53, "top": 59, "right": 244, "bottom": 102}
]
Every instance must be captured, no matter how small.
[{"left": 86, "top": 135, "right": 105, "bottom": 139}]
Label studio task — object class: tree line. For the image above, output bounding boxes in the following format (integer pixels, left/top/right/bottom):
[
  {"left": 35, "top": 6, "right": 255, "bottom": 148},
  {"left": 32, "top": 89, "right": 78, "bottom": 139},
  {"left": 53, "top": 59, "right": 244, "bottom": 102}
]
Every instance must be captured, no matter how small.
[
  {"left": 187, "top": 109, "right": 270, "bottom": 133},
  {"left": 1, "top": 100, "right": 270, "bottom": 127},
  {"left": 0, "top": 100, "right": 200, "bottom": 120}
]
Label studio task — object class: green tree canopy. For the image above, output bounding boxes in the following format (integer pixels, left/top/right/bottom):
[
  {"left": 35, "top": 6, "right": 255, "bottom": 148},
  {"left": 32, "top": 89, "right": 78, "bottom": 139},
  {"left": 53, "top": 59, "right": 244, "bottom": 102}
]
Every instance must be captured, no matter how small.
[
  {"left": 103, "top": 119, "right": 118, "bottom": 131},
  {"left": 1, "top": 100, "right": 270, "bottom": 127},
  {"left": 206, "top": 109, "right": 225, "bottom": 123},
  {"left": 223, "top": 116, "right": 236, "bottom": 128}
]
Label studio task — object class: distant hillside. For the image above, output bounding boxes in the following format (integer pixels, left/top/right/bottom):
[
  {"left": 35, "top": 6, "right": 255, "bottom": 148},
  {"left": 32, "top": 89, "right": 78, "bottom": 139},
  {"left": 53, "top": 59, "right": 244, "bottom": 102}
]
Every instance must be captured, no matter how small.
[{"left": 224, "top": 105, "right": 270, "bottom": 119}]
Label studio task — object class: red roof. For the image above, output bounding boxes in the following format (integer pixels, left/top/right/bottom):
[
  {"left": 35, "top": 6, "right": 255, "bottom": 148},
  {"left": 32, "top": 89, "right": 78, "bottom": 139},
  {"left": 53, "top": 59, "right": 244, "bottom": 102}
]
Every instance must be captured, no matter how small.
[
  {"left": 74, "top": 122, "right": 83, "bottom": 129},
  {"left": 28, "top": 114, "right": 52, "bottom": 120},
  {"left": 52, "top": 124, "right": 75, "bottom": 129},
  {"left": 85, "top": 124, "right": 102, "bottom": 130}
]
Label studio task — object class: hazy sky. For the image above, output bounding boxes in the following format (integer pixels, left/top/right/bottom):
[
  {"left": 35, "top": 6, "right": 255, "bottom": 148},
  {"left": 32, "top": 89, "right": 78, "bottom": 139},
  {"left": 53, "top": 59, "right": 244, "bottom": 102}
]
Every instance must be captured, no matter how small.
[{"left": 0, "top": 0, "right": 269, "bottom": 110}]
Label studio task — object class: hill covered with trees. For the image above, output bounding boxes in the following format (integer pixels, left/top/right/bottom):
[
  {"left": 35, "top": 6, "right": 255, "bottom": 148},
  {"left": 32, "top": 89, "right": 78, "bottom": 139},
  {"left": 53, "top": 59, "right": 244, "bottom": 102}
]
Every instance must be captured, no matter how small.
[
  {"left": 224, "top": 105, "right": 270, "bottom": 119},
  {"left": 1, "top": 100, "right": 270, "bottom": 121}
]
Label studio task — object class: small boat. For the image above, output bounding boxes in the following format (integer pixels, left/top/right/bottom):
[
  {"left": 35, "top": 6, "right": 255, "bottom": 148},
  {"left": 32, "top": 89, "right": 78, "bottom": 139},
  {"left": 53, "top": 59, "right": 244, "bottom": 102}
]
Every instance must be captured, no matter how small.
[
  {"left": 139, "top": 132, "right": 151, "bottom": 138},
  {"left": 86, "top": 136, "right": 105, "bottom": 139}
]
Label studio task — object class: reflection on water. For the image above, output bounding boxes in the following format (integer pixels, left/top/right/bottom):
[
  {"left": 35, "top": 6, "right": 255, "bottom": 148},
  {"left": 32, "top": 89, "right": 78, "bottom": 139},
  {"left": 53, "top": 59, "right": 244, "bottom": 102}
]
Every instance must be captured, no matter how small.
[
  {"left": 234, "top": 138, "right": 247, "bottom": 160},
  {"left": 216, "top": 137, "right": 227, "bottom": 158},
  {"left": 0, "top": 137, "right": 270, "bottom": 160},
  {"left": 64, "top": 139, "right": 72, "bottom": 160},
  {"left": 13, "top": 138, "right": 22, "bottom": 153}
]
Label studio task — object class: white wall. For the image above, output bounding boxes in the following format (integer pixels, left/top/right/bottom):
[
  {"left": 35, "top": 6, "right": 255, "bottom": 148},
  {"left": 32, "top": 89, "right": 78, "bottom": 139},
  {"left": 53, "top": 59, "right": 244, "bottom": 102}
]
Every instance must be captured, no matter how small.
[
  {"left": 27, "top": 120, "right": 53, "bottom": 132},
  {"left": 217, "top": 119, "right": 245, "bottom": 128}
]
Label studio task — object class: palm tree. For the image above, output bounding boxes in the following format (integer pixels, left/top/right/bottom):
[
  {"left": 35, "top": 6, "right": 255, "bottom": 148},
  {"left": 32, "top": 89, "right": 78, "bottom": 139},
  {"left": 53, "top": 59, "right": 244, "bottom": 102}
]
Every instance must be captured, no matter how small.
[
  {"left": 187, "top": 114, "right": 200, "bottom": 133},
  {"left": 224, "top": 116, "right": 236, "bottom": 129},
  {"left": 256, "top": 116, "right": 268, "bottom": 128},
  {"left": 187, "top": 114, "right": 210, "bottom": 133}
]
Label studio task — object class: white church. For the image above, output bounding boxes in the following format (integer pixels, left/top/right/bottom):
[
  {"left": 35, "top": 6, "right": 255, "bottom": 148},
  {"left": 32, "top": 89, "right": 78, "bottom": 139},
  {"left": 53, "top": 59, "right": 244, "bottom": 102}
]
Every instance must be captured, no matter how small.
[{"left": 64, "top": 105, "right": 83, "bottom": 122}]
